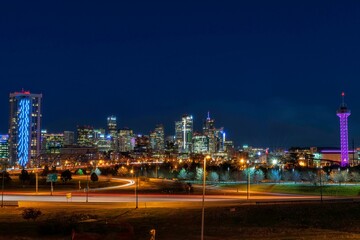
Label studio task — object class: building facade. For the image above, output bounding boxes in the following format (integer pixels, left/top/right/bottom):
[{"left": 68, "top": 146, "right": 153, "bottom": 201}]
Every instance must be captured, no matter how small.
[
  {"left": 9, "top": 90, "right": 42, "bottom": 167},
  {"left": 76, "top": 125, "right": 94, "bottom": 147},
  {"left": 150, "top": 124, "right": 165, "bottom": 153},
  {"left": 175, "top": 114, "right": 193, "bottom": 153},
  {"left": 0, "top": 135, "right": 9, "bottom": 160}
]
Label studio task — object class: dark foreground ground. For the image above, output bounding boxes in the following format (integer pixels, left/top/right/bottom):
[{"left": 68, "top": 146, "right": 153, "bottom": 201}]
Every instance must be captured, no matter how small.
[{"left": 1, "top": 201, "right": 360, "bottom": 239}]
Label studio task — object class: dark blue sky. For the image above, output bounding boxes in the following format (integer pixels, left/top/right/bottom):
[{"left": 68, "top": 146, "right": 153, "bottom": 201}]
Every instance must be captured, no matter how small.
[{"left": 1, "top": 1, "right": 360, "bottom": 148}]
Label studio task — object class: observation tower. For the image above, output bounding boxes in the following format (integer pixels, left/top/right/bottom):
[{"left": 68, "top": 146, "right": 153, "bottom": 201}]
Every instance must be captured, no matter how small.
[{"left": 337, "top": 92, "right": 351, "bottom": 167}]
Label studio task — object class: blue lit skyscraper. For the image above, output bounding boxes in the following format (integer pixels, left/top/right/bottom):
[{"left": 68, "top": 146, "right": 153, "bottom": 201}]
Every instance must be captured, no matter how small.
[{"left": 9, "top": 90, "right": 42, "bottom": 167}]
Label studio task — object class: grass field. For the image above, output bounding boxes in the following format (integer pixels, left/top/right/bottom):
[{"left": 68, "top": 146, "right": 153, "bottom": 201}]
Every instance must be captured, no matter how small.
[
  {"left": 218, "top": 182, "right": 360, "bottom": 197},
  {"left": 1, "top": 201, "right": 360, "bottom": 239}
]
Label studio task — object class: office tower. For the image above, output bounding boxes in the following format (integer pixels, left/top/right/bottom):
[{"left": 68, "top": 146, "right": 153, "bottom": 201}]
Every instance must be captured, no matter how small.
[
  {"left": 337, "top": 92, "right": 351, "bottom": 167},
  {"left": 134, "top": 134, "right": 150, "bottom": 153},
  {"left": 0, "top": 135, "right": 9, "bottom": 159},
  {"left": 76, "top": 125, "right": 94, "bottom": 147},
  {"left": 42, "top": 132, "right": 64, "bottom": 154},
  {"left": 93, "top": 128, "right": 106, "bottom": 141},
  {"left": 64, "top": 131, "right": 75, "bottom": 146},
  {"left": 93, "top": 128, "right": 111, "bottom": 152},
  {"left": 118, "top": 128, "right": 134, "bottom": 152},
  {"left": 107, "top": 116, "right": 117, "bottom": 136},
  {"left": 107, "top": 116, "right": 118, "bottom": 151},
  {"left": 150, "top": 124, "right": 165, "bottom": 153},
  {"left": 175, "top": 114, "right": 193, "bottom": 153},
  {"left": 193, "top": 133, "right": 209, "bottom": 154},
  {"left": 203, "top": 112, "right": 216, "bottom": 153},
  {"left": 9, "top": 90, "right": 42, "bottom": 167}
]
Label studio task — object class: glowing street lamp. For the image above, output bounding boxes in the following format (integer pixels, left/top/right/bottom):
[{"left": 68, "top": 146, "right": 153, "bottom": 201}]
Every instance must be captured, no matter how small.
[
  {"left": 201, "top": 155, "right": 211, "bottom": 240},
  {"left": 130, "top": 169, "right": 138, "bottom": 209}
]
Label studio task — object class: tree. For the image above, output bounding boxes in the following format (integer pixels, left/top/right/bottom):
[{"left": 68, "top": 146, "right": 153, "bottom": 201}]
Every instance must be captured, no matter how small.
[
  {"left": 61, "top": 170, "right": 72, "bottom": 183},
  {"left": 22, "top": 208, "right": 42, "bottom": 221},
  {"left": 253, "top": 169, "right": 264, "bottom": 183},
  {"left": 242, "top": 168, "right": 255, "bottom": 182},
  {"left": 195, "top": 167, "right": 204, "bottom": 181},
  {"left": 0, "top": 171, "right": 11, "bottom": 183},
  {"left": 41, "top": 165, "right": 50, "bottom": 177},
  {"left": 90, "top": 172, "right": 98, "bottom": 182},
  {"left": 292, "top": 170, "right": 301, "bottom": 183},
  {"left": 117, "top": 166, "right": 128, "bottom": 177},
  {"left": 330, "top": 170, "right": 349, "bottom": 185},
  {"left": 208, "top": 171, "right": 219, "bottom": 182},
  {"left": 351, "top": 171, "right": 360, "bottom": 182},
  {"left": 19, "top": 169, "right": 30, "bottom": 184},
  {"left": 219, "top": 171, "right": 230, "bottom": 182},
  {"left": 178, "top": 168, "right": 188, "bottom": 180},
  {"left": 267, "top": 169, "right": 281, "bottom": 183}
]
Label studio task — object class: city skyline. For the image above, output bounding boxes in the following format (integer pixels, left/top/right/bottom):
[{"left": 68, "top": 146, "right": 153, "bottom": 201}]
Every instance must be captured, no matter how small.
[{"left": 1, "top": 1, "right": 360, "bottom": 147}]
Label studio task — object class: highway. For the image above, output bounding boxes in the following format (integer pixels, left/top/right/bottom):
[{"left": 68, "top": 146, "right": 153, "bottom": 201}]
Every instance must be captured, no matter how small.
[{"left": 0, "top": 177, "right": 336, "bottom": 205}]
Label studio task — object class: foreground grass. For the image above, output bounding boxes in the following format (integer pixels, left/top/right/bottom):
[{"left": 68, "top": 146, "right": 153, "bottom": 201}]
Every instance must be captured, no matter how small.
[
  {"left": 1, "top": 202, "right": 360, "bottom": 239},
  {"left": 219, "top": 182, "right": 360, "bottom": 197}
]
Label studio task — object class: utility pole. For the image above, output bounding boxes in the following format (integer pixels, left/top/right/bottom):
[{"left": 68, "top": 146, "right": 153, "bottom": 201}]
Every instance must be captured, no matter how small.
[{"left": 1, "top": 165, "right": 5, "bottom": 208}]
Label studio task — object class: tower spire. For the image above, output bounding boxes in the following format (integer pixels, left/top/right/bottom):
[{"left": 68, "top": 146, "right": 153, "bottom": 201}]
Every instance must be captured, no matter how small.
[
  {"left": 337, "top": 92, "right": 351, "bottom": 167},
  {"left": 207, "top": 111, "right": 210, "bottom": 120}
]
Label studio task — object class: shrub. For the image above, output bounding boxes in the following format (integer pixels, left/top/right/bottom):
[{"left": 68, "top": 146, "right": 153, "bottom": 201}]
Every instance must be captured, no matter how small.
[{"left": 22, "top": 208, "right": 42, "bottom": 221}]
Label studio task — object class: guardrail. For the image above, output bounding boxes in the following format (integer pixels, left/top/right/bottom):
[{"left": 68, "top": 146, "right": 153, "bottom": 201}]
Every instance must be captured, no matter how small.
[
  {"left": 1, "top": 201, "right": 19, "bottom": 207},
  {"left": 255, "top": 198, "right": 357, "bottom": 205}
]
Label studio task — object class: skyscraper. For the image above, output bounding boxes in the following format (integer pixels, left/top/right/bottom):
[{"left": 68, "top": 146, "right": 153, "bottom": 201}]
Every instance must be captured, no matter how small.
[
  {"left": 150, "top": 124, "right": 165, "bottom": 153},
  {"left": 118, "top": 128, "right": 134, "bottom": 152},
  {"left": 9, "top": 90, "right": 42, "bottom": 167},
  {"left": 175, "top": 114, "right": 193, "bottom": 153},
  {"left": 76, "top": 125, "right": 94, "bottom": 147},
  {"left": 64, "top": 131, "right": 75, "bottom": 146},
  {"left": 107, "top": 116, "right": 118, "bottom": 151},
  {"left": 107, "top": 116, "right": 117, "bottom": 136},
  {"left": 337, "top": 92, "right": 351, "bottom": 167},
  {"left": 0, "top": 135, "right": 9, "bottom": 160},
  {"left": 203, "top": 112, "right": 216, "bottom": 153}
]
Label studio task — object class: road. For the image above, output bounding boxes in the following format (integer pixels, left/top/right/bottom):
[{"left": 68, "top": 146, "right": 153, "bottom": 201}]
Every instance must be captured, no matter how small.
[{"left": 0, "top": 177, "right": 345, "bottom": 205}]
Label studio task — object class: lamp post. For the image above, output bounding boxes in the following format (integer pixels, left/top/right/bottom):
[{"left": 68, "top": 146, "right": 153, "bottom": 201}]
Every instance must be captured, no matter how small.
[
  {"left": 86, "top": 169, "right": 89, "bottom": 203},
  {"left": 201, "top": 155, "right": 211, "bottom": 240},
  {"left": 35, "top": 168, "right": 38, "bottom": 194},
  {"left": 1, "top": 164, "right": 5, "bottom": 208},
  {"left": 319, "top": 166, "right": 323, "bottom": 203},
  {"left": 247, "top": 165, "right": 250, "bottom": 200},
  {"left": 131, "top": 169, "right": 138, "bottom": 209}
]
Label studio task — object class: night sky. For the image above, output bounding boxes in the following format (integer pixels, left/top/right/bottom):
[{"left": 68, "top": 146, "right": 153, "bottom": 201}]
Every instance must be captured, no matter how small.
[{"left": 1, "top": 1, "right": 360, "bottom": 148}]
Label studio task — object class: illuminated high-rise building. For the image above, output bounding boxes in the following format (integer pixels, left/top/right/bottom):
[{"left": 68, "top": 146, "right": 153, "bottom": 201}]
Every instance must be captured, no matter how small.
[
  {"left": 107, "top": 116, "right": 117, "bottom": 135},
  {"left": 0, "top": 135, "right": 9, "bottom": 160},
  {"left": 193, "top": 133, "right": 209, "bottom": 154},
  {"left": 175, "top": 114, "right": 193, "bottom": 153},
  {"left": 76, "top": 125, "right": 94, "bottom": 147},
  {"left": 9, "top": 90, "right": 42, "bottom": 167},
  {"left": 64, "top": 131, "right": 75, "bottom": 146},
  {"left": 337, "top": 92, "right": 351, "bottom": 167},
  {"left": 119, "top": 128, "right": 135, "bottom": 152},
  {"left": 203, "top": 112, "right": 216, "bottom": 153},
  {"left": 107, "top": 116, "right": 118, "bottom": 151},
  {"left": 41, "top": 132, "right": 64, "bottom": 154},
  {"left": 150, "top": 124, "right": 165, "bottom": 153}
]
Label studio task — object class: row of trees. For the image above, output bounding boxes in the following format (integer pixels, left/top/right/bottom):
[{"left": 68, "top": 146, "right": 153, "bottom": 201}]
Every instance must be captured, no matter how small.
[
  {"left": 4, "top": 162, "right": 359, "bottom": 186},
  {"left": 175, "top": 168, "right": 359, "bottom": 185}
]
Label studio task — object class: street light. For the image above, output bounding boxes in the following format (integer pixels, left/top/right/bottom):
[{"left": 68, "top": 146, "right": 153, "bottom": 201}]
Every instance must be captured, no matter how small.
[
  {"left": 201, "top": 155, "right": 211, "bottom": 240},
  {"left": 247, "top": 165, "right": 250, "bottom": 200},
  {"left": 1, "top": 163, "right": 5, "bottom": 208},
  {"left": 318, "top": 166, "right": 323, "bottom": 203},
  {"left": 86, "top": 170, "right": 89, "bottom": 203},
  {"left": 130, "top": 169, "right": 138, "bottom": 209}
]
